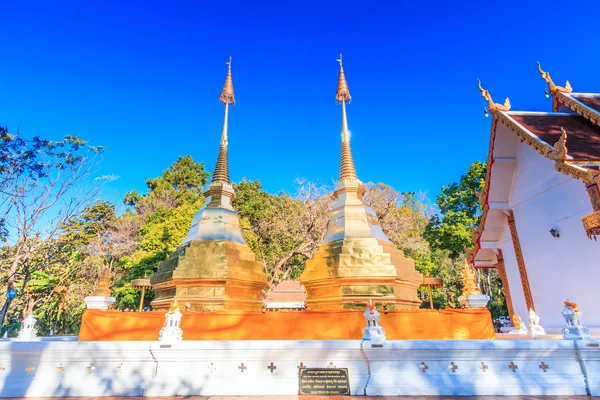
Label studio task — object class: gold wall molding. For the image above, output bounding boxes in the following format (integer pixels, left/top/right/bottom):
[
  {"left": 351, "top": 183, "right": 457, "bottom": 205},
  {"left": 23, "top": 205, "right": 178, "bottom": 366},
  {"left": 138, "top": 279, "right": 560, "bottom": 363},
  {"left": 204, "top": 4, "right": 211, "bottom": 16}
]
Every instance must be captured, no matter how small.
[
  {"left": 507, "top": 210, "right": 535, "bottom": 312},
  {"left": 494, "top": 249, "right": 515, "bottom": 324}
]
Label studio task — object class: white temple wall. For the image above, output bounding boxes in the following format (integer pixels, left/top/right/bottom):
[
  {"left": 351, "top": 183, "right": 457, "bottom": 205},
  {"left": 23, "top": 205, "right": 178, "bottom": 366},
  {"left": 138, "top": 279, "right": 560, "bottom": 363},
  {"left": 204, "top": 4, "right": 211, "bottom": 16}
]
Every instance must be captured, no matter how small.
[
  {"left": 507, "top": 142, "right": 599, "bottom": 328},
  {"left": 0, "top": 339, "right": 598, "bottom": 397}
]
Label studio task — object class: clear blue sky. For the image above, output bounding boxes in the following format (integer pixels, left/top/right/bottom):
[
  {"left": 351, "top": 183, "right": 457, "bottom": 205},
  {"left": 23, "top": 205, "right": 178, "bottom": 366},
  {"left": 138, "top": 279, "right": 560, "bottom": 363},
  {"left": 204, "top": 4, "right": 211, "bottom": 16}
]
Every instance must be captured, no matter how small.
[{"left": 2, "top": 1, "right": 599, "bottom": 206}]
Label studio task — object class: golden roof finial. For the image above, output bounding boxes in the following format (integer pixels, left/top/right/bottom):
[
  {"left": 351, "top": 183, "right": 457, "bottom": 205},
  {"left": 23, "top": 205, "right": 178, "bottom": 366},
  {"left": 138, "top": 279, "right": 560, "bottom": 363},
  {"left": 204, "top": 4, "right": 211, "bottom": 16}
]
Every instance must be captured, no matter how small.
[
  {"left": 537, "top": 62, "right": 572, "bottom": 95},
  {"left": 219, "top": 56, "right": 235, "bottom": 105},
  {"left": 336, "top": 53, "right": 351, "bottom": 103},
  {"left": 553, "top": 127, "right": 569, "bottom": 160},
  {"left": 212, "top": 59, "right": 233, "bottom": 184},
  {"left": 478, "top": 79, "right": 511, "bottom": 114}
]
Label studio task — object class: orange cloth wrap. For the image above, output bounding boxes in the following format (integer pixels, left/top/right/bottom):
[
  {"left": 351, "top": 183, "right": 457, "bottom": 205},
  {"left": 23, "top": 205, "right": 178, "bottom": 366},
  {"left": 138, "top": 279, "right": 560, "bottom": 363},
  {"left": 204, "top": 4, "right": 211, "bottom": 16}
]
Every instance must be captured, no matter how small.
[{"left": 79, "top": 308, "right": 495, "bottom": 341}]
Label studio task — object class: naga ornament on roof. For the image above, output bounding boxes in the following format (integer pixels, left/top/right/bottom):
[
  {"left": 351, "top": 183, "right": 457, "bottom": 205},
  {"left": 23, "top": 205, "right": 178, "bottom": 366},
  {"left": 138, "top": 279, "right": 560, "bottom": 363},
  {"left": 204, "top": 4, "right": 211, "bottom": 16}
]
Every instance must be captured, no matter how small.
[
  {"left": 537, "top": 62, "right": 572, "bottom": 95},
  {"left": 551, "top": 127, "right": 569, "bottom": 161},
  {"left": 478, "top": 79, "right": 511, "bottom": 114}
]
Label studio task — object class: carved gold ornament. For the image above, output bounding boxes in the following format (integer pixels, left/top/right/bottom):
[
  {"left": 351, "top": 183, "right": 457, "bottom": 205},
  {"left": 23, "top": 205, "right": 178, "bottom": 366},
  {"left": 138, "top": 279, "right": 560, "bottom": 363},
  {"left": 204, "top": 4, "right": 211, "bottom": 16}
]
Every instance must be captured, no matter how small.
[
  {"left": 537, "top": 62, "right": 572, "bottom": 95},
  {"left": 478, "top": 79, "right": 511, "bottom": 114},
  {"left": 552, "top": 128, "right": 568, "bottom": 160},
  {"left": 582, "top": 210, "right": 600, "bottom": 240}
]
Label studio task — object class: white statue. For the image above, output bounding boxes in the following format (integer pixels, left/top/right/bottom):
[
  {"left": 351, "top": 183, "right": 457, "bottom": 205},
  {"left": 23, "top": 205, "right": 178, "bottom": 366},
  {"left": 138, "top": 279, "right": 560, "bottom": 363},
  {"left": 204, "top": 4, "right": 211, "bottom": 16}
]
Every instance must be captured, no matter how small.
[
  {"left": 158, "top": 301, "right": 183, "bottom": 343},
  {"left": 562, "top": 300, "right": 591, "bottom": 340},
  {"left": 528, "top": 308, "right": 545, "bottom": 338},
  {"left": 16, "top": 312, "right": 38, "bottom": 341},
  {"left": 508, "top": 313, "right": 528, "bottom": 335},
  {"left": 363, "top": 299, "right": 386, "bottom": 341}
]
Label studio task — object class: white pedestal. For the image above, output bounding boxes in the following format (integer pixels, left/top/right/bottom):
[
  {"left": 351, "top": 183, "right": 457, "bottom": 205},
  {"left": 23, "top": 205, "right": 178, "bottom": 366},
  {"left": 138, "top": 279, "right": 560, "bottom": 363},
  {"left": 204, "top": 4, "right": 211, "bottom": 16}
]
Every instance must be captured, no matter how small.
[
  {"left": 563, "top": 325, "right": 592, "bottom": 340},
  {"left": 84, "top": 296, "right": 116, "bottom": 310},
  {"left": 363, "top": 326, "right": 386, "bottom": 341},
  {"left": 458, "top": 294, "right": 490, "bottom": 309}
]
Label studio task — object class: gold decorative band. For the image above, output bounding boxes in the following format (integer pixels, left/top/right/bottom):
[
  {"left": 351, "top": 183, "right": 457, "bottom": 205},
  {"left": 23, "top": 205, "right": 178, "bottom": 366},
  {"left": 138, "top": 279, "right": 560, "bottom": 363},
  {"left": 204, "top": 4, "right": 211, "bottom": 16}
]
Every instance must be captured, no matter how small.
[{"left": 582, "top": 210, "right": 600, "bottom": 240}]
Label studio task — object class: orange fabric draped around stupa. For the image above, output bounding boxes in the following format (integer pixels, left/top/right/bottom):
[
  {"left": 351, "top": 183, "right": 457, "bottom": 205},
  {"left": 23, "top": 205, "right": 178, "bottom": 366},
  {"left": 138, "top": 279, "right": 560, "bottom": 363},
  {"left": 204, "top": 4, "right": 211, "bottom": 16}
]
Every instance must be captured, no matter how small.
[{"left": 78, "top": 308, "right": 495, "bottom": 341}]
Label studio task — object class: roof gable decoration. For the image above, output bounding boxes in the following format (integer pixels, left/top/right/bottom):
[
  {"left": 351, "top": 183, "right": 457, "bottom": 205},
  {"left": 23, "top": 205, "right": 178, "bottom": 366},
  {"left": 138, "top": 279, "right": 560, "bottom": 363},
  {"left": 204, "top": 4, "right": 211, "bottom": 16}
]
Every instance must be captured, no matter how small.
[
  {"left": 478, "top": 79, "right": 511, "bottom": 117},
  {"left": 555, "top": 93, "right": 600, "bottom": 127},
  {"left": 547, "top": 127, "right": 568, "bottom": 161},
  {"left": 537, "top": 62, "right": 572, "bottom": 96}
]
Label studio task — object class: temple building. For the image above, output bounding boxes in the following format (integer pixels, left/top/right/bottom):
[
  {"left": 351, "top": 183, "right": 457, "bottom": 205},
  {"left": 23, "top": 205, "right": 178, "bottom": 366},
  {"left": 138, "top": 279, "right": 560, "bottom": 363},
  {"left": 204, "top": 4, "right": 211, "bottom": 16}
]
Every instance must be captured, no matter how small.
[
  {"left": 300, "top": 56, "right": 423, "bottom": 310},
  {"left": 150, "top": 59, "right": 268, "bottom": 311},
  {"left": 472, "top": 64, "right": 600, "bottom": 329},
  {"left": 264, "top": 280, "right": 306, "bottom": 311}
]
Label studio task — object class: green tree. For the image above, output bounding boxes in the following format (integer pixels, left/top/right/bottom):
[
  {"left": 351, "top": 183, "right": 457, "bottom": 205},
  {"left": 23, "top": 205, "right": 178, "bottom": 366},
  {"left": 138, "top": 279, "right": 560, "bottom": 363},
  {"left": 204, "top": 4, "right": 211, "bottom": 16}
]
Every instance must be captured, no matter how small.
[
  {"left": 0, "top": 128, "right": 105, "bottom": 325},
  {"left": 423, "top": 160, "right": 486, "bottom": 258},
  {"left": 233, "top": 179, "right": 332, "bottom": 287},
  {"left": 113, "top": 156, "right": 210, "bottom": 309}
]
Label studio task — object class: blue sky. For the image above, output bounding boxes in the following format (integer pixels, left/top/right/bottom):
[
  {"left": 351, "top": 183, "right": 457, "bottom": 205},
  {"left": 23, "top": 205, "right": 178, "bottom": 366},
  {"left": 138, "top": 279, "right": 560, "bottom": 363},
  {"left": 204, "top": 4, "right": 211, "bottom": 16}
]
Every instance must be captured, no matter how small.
[{"left": 2, "top": 0, "right": 599, "bottom": 207}]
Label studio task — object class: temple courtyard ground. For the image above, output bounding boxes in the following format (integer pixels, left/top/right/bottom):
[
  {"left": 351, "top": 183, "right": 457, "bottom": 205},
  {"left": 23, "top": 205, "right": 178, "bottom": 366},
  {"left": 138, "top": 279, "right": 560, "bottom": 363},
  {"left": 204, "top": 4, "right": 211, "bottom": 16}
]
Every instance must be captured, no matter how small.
[{"left": 5, "top": 396, "right": 599, "bottom": 399}]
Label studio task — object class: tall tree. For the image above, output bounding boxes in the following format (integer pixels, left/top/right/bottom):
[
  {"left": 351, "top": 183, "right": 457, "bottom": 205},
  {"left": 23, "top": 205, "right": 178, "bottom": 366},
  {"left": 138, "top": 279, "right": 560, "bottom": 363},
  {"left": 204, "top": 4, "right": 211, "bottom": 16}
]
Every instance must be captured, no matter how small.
[
  {"left": 233, "top": 179, "right": 333, "bottom": 287},
  {"left": 423, "top": 161, "right": 486, "bottom": 258},
  {"left": 113, "top": 156, "right": 209, "bottom": 309},
  {"left": 0, "top": 129, "right": 105, "bottom": 324}
]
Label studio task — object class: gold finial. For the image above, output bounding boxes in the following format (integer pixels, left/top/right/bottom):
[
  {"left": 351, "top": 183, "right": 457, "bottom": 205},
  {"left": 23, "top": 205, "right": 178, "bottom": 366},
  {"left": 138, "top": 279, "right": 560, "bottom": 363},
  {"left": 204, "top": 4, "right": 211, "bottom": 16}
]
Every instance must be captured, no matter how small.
[
  {"left": 461, "top": 258, "right": 481, "bottom": 297},
  {"left": 169, "top": 300, "right": 179, "bottom": 312},
  {"left": 212, "top": 59, "right": 233, "bottom": 184},
  {"left": 219, "top": 57, "right": 235, "bottom": 105},
  {"left": 537, "top": 62, "right": 572, "bottom": 95},
  {"left": 553, "top": 127, "right": 568, "bottom": 160},
  {"left": 336, "top": 53, "right": 351, "bottom": 103},
  {"left": 478, "top": 79, "right": 511, "bottom": 114},
  {"left": 335, "top": 54, "right": 358, "bottom": 181}
]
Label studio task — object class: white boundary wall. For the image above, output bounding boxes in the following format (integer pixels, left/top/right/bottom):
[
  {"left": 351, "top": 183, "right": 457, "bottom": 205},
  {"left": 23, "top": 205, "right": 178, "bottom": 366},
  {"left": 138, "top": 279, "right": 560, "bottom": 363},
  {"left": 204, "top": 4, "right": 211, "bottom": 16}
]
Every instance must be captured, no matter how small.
[{"left": 0, "top": 339, "right": 598, "bottom": 397}]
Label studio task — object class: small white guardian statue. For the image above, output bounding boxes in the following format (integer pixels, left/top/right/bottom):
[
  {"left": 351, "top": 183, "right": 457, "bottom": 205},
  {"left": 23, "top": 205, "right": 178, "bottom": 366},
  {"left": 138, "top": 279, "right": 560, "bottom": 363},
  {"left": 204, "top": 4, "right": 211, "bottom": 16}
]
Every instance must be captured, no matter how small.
[
  {"left": 363, "top": 299, "right": 386, "bottom": 341},
  {"left": 562, "top": 300, "right": 591, "bottom": 340},
  {"left": 16, "top": 312, "right": 38, "bottom": 341},
  {"left": 158, "top": 300, "right": 183, "bottom": 343},
  {"left": 528, "top": 308, "right": 545, "bottom": 338}
]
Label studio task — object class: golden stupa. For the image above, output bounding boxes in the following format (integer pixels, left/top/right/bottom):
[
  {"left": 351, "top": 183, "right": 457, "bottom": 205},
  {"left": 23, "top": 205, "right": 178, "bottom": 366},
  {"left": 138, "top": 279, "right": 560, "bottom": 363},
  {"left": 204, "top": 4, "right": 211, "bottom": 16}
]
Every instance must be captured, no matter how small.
[
  {"left": 300, "top": 55, "right": 423, "bottom": 310},
  {"left": 461, "top": 258, "right": 481, "bottom": 297},
  {"left": 150, "top": 58, "right": 268, "bottom": 311}
]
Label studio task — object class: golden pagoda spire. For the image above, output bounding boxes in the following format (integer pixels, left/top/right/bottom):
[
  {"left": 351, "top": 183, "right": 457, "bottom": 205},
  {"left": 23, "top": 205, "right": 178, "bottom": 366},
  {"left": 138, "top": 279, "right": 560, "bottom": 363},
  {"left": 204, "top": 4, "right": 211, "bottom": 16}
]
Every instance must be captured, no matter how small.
[
  {"left": 537, "top": 62, "right": 572, "bottom": 95},
  {"left": 336, "top": 54, "right": 358, "bottom": 182},
  {"left": 212, "top": 57, "right": 235, "bottom": 184}
]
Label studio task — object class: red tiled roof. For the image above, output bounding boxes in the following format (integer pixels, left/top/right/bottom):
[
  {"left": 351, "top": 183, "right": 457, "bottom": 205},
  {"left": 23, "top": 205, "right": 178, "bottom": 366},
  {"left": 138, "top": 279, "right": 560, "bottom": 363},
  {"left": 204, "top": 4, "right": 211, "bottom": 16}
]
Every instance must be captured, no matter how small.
[
  {"left": 265, "top": 280, "right": 306, "bottom": 305},
  {"left": 509, "top": 114, "right": 600, "bottom": 161},
  {"left": 573, "top": 95, "right": 600, "bottom": 113}
]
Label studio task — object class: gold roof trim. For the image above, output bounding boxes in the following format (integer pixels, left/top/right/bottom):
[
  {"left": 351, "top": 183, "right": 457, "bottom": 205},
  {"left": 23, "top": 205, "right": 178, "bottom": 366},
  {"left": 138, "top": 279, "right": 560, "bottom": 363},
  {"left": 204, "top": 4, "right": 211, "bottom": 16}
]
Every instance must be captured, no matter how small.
[
  {"left": 554, "top": 92, "right": 600, "bottom": 127},
  {"left": 478, "top": 79, "right": 511, "bottom": 114},
  {"left": 537, "top": 62, "right": 572, "bottom": 96}
]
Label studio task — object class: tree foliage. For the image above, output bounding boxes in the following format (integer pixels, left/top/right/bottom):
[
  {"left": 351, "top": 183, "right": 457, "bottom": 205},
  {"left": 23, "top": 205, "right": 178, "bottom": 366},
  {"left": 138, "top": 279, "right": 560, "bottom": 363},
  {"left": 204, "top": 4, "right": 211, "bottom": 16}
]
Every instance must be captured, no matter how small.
[
  {"left": 423, "top": 161, "right": 486, "bottom": 258},
  {"left": 0, "top": 127, "right": 105, "bottom": 325},
  {"left": 0, "top": 138, "right": 511, "bottom": 335}
]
